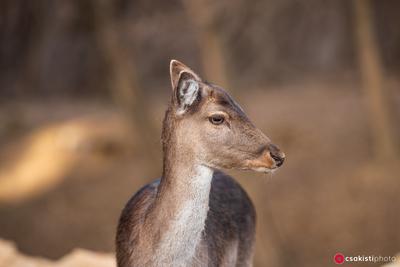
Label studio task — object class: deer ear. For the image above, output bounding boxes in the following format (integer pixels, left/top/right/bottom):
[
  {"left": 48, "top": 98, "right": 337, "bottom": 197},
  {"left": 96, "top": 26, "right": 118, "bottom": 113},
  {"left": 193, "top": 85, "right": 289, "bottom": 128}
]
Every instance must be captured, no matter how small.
[
  {"left": 170, "top": 60, "right": 202, "bottom": 90},
  {"left": 169, "top": 60, "right": 202, "bottom": 114}
]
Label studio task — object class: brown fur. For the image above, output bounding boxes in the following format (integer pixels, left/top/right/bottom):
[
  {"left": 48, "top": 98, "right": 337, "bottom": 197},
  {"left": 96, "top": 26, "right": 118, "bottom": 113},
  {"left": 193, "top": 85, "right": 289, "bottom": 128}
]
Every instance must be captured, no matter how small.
[{"left": 116, "top": 60, "right": 285, "bottom": 267}]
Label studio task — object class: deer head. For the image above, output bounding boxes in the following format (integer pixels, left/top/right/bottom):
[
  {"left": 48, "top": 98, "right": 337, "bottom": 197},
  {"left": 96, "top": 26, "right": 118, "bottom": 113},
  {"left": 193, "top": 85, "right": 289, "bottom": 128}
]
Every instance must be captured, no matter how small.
[{"left": 162, "top": 60, "right": 285, "bottom": 175}]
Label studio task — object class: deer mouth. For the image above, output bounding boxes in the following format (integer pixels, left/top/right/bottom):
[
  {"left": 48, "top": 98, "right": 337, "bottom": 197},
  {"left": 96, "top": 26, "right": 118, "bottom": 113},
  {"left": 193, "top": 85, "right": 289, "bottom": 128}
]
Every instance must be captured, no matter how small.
[
  {"left": 236, "top": 164, "right": 277, "bottom": 174},
  {"left": 243, "top": 152, "right": 276, "bottom": 171},
  {"left": 245, "top": 166, "right": 278, "bottom": 174},
  {"left": 241, "top": 163, "right": 279, "bottom": 174}
]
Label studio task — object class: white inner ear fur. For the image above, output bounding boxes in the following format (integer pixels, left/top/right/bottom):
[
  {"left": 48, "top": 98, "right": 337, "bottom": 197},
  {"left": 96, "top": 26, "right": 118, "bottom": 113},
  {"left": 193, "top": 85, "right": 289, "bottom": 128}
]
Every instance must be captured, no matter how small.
[{"left": 177, "top": 75, "right": 200, "bottom": 115}]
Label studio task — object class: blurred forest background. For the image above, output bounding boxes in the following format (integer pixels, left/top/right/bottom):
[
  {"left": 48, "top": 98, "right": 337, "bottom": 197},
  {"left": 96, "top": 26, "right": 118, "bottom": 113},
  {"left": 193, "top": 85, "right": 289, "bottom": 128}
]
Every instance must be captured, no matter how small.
[{"left": 0, "top": 0, "right": 399, "bottom": 266}]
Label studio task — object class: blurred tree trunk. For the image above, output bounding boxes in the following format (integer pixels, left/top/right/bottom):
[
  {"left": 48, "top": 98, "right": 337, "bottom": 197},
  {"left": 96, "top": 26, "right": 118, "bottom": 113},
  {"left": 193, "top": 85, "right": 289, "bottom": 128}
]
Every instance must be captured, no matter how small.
[
  {"left": 353, "top": 0, "right": 397, "bottom": 160},
  {"left": 90, "top": 0, "right": 159, "bottom": 162},
  {"left": 90, "top": 0, "right": 137, "bottom": 115},
  {"left": 182, "top": 0, "right": 230, "bottom": 89},
  {"left": 18, "top": 1, "right": 48, "bottom": 95}
]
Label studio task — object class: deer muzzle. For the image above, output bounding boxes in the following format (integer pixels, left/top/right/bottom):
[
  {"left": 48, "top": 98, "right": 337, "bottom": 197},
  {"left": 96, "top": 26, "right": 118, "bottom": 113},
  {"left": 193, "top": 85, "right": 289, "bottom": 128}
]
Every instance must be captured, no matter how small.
[{"left": 244, "top": 143, "right": 285, "bottom": 172}]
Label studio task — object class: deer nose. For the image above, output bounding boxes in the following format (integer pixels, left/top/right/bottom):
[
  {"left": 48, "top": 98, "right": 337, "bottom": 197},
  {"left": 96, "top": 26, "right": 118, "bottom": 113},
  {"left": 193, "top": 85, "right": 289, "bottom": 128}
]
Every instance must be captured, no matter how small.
[{"left": 268, "top": 143, "right": 285, "bottom": 167}]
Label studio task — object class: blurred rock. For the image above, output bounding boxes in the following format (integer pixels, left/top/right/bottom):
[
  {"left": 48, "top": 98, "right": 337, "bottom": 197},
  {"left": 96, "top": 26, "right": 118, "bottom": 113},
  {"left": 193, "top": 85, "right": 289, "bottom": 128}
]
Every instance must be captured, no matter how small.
[
  {"left": 0, "top": 239, "right": 115, "bottom": 267},
  {"left": 382, "top": 255, "right": 400, "bottom": 267},
  {"left": 56, "top": 249, "right": 115, "bottom": 267}
]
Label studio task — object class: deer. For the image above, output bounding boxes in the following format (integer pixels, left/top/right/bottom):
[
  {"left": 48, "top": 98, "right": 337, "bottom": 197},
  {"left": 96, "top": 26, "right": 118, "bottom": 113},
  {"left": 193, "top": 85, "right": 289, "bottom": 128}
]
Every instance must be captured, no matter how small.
[{"left": 116, "top": 60, "right": 285, "bottom": 267}]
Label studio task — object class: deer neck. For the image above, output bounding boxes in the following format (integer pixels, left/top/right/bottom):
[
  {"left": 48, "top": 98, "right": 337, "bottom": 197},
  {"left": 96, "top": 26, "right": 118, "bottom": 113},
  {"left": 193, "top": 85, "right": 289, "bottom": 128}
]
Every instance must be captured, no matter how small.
[{"left": 147, "top": 131, "right": 213, "bottom": 265}]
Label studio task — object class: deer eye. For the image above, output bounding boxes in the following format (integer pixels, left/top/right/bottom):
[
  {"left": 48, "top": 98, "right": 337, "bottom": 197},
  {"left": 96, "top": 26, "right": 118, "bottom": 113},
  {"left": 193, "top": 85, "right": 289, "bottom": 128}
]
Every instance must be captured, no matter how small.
[{"left": 209, "top": 114, "right": 225, "bottom": 125}]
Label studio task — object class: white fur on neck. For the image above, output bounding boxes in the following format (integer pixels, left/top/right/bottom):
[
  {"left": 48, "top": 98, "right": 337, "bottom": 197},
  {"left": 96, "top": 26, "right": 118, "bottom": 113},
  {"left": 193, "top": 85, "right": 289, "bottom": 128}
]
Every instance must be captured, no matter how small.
[{"left": 155, "top": 165, "right": 213, "bottom": 266}]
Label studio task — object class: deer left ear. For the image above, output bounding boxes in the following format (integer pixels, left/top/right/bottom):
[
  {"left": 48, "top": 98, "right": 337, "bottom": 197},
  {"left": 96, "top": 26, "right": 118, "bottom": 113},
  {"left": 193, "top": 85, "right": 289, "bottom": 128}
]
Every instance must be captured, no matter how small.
[{"left": 169, "top": 60, "right": 203, "bottom": 114}]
